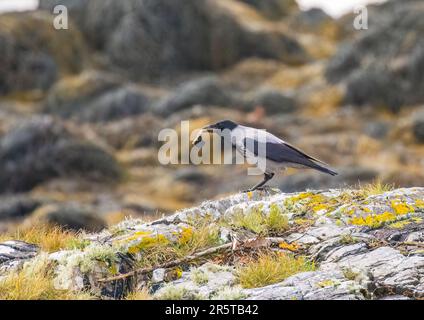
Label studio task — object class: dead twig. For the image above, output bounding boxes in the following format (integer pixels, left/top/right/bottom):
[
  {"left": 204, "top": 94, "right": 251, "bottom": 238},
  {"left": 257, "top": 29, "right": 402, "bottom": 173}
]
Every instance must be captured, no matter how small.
[{"left": 98, "top": 237, "right": 287, "bottom": 283}]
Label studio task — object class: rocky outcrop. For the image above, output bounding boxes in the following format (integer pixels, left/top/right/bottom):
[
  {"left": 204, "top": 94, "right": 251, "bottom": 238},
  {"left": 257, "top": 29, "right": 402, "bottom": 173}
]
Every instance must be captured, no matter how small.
[
  {"left": 0, "top": 11, "right": 86, "bottom": 95},
  {"left": 0, "top": 116, "right": 122, "bottom": 193},
  {"left": 2, "top": 187, "right": 423, "bottom": 300},
  {"left": 326, "top": 0, "right": 424, "bottom": 111},
  {"left": 39, "top": 0, "right": 307, "bottom": 80}
]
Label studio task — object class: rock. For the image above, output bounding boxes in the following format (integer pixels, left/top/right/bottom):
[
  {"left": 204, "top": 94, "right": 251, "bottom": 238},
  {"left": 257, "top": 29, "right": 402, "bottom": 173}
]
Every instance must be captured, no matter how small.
[
  {"left": 412, "top": 111, "right": 424, "bottom": 143},
  {"left": 0, "top": 11, "right": 86, "bottom": 96},
  {"left": 40, "top": 0, "right": 307, "bottom": 80},
  {"left": 0, "top": 241, "right": 39, "bottom": 274},
  {"left": 0, "top": 196, "right": 41, "bottom": 221},
  {"left": 97, "top": 114, "right": 164, "bottom": 150},
  {"left": 0, "top": 116, "right": 121, "bottom": 193},
  {"left": 154, "top": 77, "right": 234, "bottom": 116},
  {"left": 326, "top": 0, "right": 424, "bottom": 111},
  {"left": 250, "top": 88, "right": 296, "bottom": 114},
  {"left": 43, "top": 70, "right": 122, "bottom": 118},
  {"left": 237, "top": 0, "right": 297, "bottom": 20},
  {"left": 3, "top": 187, "right": 424, "bottom": 299},
  {"left": 245, "top": 270, "right": 367, "bottom": 300},
  {"left": 36, "top": 205, "right": 107, "bottom": 233},
  {"left": 152, "top": 268, "right": 166, "bottom": 284},
  {"left": 279, "top": 167, "right": 378, "bottom": 193},
  {"left": 76, "top": 86, "right": 152, "bottom": 122},
  {"left": 173, "top": 168, "right": 209, "bottom": 185}
]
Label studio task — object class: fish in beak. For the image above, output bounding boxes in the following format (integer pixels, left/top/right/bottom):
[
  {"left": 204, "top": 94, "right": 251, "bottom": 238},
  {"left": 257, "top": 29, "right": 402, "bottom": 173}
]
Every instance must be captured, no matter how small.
[{"left": 192, "top": 125, "right": 216, "bottom": 146}]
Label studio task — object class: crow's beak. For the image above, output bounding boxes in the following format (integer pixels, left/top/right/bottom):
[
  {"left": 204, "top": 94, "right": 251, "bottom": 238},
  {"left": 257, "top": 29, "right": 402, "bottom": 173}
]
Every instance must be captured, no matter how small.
[{"left": 202, "top": 125, "right": 217, "bottom": 133}]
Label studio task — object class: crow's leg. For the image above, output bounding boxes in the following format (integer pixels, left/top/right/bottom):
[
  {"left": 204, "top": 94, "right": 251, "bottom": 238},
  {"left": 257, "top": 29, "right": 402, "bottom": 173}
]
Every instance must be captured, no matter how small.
[{"left": 244, "top": 173, "right": 275, "bottom": 192}]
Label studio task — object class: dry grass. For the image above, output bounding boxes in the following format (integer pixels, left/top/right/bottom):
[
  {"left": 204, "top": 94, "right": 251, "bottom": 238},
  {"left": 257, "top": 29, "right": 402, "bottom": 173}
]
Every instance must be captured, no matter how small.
[
  {"left": 0, "top": 255, "right": 93, "bottom": 300},
  {"left": 0, "top": 224, "right": 79, "bottom": 252},
  {"left": 237, "top": 251, "right": 315, "bottom": 289},
  {"left": 360, "top": 180, "right": 395, "bottom": 197},
  {"left": 125, "top": 288, "right": 152, "bottom": 300}
]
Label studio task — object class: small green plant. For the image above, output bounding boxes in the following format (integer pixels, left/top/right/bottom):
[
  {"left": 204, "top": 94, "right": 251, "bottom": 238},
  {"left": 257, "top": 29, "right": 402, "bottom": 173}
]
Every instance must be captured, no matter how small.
[
  {"left": 237, "top": 251, "right": 315, "bottom": 289},
  {"left": 230, "top": 204, "right": 288, "bottom": 235}
]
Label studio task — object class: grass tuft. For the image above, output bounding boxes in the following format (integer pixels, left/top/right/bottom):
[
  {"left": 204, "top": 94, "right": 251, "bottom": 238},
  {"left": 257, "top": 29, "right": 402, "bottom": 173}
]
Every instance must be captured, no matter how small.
[
  {"left": 231, "top": 204, "right": 288, "bottom": 235},
  {"left": 237, "top": 251, "right": 315, "bottom": 289},
  {"left": 0, "top": 225, "right": 80, "bottom": 252},
  {"left": 0, "top": 254, "right": 93, "bottom": 300}
]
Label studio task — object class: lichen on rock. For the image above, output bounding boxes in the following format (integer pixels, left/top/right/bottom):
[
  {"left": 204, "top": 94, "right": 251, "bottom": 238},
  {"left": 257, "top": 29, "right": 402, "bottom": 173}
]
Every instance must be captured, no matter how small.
[{"left": 1, "top": 187, "right": 424, "bottom": 300}]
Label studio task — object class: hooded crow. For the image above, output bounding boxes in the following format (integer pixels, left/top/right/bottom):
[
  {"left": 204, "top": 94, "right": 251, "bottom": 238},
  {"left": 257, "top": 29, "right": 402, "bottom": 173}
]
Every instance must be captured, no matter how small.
[{"left": 193, "top": 120, "right": 337, "bottom": 192}]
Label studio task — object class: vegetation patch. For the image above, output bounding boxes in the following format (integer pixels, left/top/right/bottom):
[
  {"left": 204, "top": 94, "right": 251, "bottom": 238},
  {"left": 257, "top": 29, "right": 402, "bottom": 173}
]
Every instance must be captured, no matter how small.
[
  {"left": 0, "top": 254, "right": 93, "bottom": 300},
  {"left": 0, "top": 225, "right": 80, "bottom": 253},
  {"left": 236, "top": 251, "right": 315, "bottom": 289},
  {"left": 230, "top": 204, "right": 288, "bottom": 235}
]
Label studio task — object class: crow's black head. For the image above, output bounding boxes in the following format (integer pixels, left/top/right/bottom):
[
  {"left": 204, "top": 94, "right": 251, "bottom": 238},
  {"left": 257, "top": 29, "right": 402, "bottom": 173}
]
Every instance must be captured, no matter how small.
[{"left": 205, "top": 120, "right": 238, "bottom": 132}]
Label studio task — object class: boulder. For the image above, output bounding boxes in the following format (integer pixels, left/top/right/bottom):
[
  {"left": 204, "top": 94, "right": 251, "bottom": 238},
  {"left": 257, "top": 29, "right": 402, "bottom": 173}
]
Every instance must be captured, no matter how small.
[
  {"left": 0, "top": 196, "right": 41, "bottom": 221},
  {"left": 250, "top": 88, "right": 296, "bottom": 114},
  {"left": 43, "top": 71, "right": 122, "bottom": 118},
  {"left": 0, "top": 11, "right": 86, "bottom": 96},
  {"left": 326, "top": 0, "right": 424, "bottom": 111},
  {"left": 154, "top": 77, "right": 235, "bottom": 116},
  {"left": 0, "top": 241, "right": 39, "bottom": 273},
  {"left": 37, "top": 205, "right": 107, "bottom": 232},
  {"left": 40, "top": 0, "right": 307, "bottom": 80},
  {"left": 412, "top": 111, "right": 424, "bottom": 143},
  {"left": 237, "top": 0, "right": 297, "bottom": 20},
  {"left": 0, "top": 116, "right": 121, "bottom": 193}
]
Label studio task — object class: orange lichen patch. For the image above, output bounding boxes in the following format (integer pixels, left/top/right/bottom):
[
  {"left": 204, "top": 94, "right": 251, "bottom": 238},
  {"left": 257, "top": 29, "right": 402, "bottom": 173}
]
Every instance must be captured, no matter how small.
[
  {"left": 391, "top": 200, "right": 414, "bottom": 215},
  {"left": 278, "top": 241, "right": 300, "bottom": 252}
]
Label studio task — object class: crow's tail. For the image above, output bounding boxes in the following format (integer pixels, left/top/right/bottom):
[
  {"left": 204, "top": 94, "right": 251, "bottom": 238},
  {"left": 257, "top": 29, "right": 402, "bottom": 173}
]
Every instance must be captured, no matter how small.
[{"left": 311, "top": 162, "right": 338, "bottom": 176}]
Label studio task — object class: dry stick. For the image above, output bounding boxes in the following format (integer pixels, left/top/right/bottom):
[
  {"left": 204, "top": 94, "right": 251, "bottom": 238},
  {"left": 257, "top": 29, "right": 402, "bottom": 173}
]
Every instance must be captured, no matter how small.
[
  {"left": 398, "top": 241, "right": 424, "bottom": 248},
  {"left": 98, "top": 237, "right": 286, "bottom": 283}
]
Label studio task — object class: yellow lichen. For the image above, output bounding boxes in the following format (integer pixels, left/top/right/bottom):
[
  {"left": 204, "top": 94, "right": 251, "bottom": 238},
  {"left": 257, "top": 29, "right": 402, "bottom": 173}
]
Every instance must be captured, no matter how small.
[
  {"left": 391, "top": 200, "right": 414, "bottom": 215},
  {"left": 278, "top": 242, "right": 300, "bottom": 252},
  {"left": 127, "top": 234, "right": 169, "bottom": 254}
]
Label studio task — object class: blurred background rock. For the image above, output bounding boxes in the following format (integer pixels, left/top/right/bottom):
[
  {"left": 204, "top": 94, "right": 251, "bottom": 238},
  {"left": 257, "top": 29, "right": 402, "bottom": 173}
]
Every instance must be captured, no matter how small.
[{"left": 0, "top": 0, "right": 423, "bottom": 233}]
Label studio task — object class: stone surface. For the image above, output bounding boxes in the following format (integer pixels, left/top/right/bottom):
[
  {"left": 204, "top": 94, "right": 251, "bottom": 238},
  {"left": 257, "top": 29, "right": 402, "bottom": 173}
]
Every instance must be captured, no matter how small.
[
  {"left": 1, "top": 187, "right": 421, "bottom": 299},
  {"left": 0, "top": 116, "right": 122, "bottom": 193}
]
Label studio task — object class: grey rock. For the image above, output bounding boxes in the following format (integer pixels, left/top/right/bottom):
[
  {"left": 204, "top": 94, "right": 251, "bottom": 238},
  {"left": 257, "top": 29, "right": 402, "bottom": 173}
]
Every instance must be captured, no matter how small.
[
  {"left": 238, "top": 0, "right": 297, "bottom": 20},
  {"left": 152, "top": 268, "right": 166, "bottom": 283},
  {"left": 77, "top": 86, "right": 152, "bottom": 122},
  {"left": 412, "top": 111, "right": 424, "bottom": 143},
  {"left": 279, "top": 167, "right": 378, "bottom": 193},
  {"left": 326, "top": 0, "right": 424, "bottom": 111},
  {"left": 0, "top": 196, "right": 41, "bottom": 221},
  {"left": 43, "top": 70, "right": 123, "bottom": 118},
  {"left": 250, "top": 88, "right": 296, "bottom": 114},
  {"left": 42, "top": 206, "right": 107, "bottom": 233},
  {"left": 0, "top": 241, "right": 39, "bottom": 273},
  {"left": 40, "top": 0, "right": 307, "bottom": 80},
  {"left": 0, "top": 11, "right": 85, "bottom": 95},
  {"left": 154, "top": 77, "right": 234, "bottom": 116},
  {"left": 0, "top": 116, "right": 122, "bottom": 193},
  {"left": 245, "top": 270, "right": 367, "bottom": 300}
]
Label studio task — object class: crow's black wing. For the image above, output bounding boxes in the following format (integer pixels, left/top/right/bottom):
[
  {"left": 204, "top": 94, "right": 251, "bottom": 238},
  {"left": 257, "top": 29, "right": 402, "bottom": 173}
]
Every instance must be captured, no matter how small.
[{"left": 243, "top": 137, "right": 337, "bottom": 176}]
